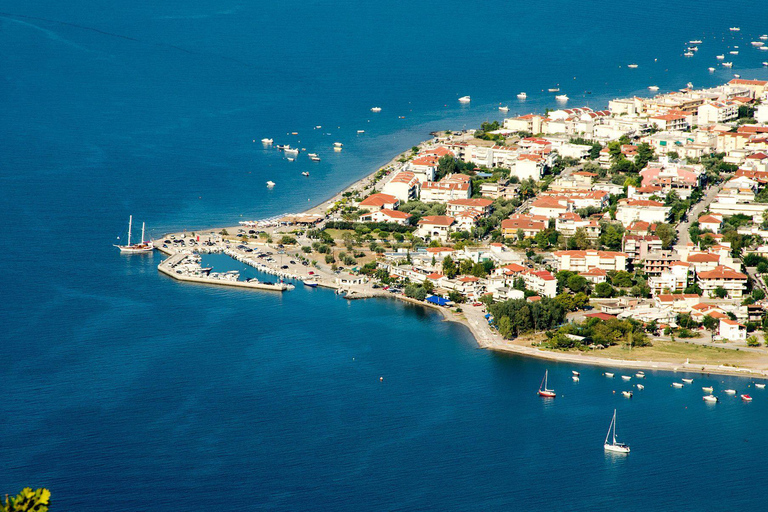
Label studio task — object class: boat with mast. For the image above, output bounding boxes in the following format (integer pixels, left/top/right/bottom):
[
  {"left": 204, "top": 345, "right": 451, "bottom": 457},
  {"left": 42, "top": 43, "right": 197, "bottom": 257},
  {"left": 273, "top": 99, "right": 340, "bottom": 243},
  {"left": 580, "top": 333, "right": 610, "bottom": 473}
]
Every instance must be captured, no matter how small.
[
  {"left": 604, "top": 410, "right": 630, "bottom": 454},
  {"left": 114, "top": 215, "right": 153, "bottom": 253},
  {"left": 537, "top": 370, "right": 556, "bottom": 398}
]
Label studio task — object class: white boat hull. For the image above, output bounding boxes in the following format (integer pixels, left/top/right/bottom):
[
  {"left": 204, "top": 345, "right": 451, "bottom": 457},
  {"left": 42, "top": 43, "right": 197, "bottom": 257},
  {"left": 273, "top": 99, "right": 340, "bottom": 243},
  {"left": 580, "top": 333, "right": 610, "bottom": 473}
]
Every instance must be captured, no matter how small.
[{"left": 604, "top": 443, "right": 630, "bottom": 454}]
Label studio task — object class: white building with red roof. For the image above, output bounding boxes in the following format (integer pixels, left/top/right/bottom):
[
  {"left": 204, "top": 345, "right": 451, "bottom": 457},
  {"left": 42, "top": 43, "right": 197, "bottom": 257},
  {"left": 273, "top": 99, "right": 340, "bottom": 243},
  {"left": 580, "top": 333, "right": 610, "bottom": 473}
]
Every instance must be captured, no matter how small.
[
  {"left": 698, "top": 101, "right": 739, "bottom": 125},
  {"left": 696, "top": 265, "right": 748, "bottom": 299},
  {"left": 650, "top": 113, "right": 689, "bottom": 131},
  {"left": 556, "top": 212, "right": 600, "bottom": 239},
  {"left": 616, "top": 198, "right": 670, "bottom": 226},
  {"left": 698, "top": 214, "right": 723, "bottom": 233},
  {"left": 503, "top": 114, "right": 547, "bottom": 133},
  {"left": 359, "top": 209, "right": 412, "bottom": 225},
  {"left": 358, "top": 193, "right": 400, "bottom": 212},
  {"left": 530, "top": 196, "right": 572, "bottom": 219},
  {"left": 521, "top": 269, "right": 557, "bottom": 298},
  {"left": 513, "top": 154, "right": 545, "bottom": 181},
  {"left": 419, "top": 174, "right": 471, "bottom": 203},
  {"left": 446, "top": 198, "right": 493, "bottom": 217},
  {"left": 416, "top": 215, "right": 456, "bottom": 241},
  {"left": 501, "top": 214, "right": 548, "bottom": 238},
  {"left": 718, "top": 318, "right": 747, "bottom": 342},
  {"left": 552, "top": 250, "right": 628, "bottom": 272},
  {"left": 406, "top": 155, "right": 439, "bottom": 182},
  {"left": 727, "top": 79, "right": 767, "bottom": 98},
  {"left": 579, "top": 267, "right": 608, "bottom": 284},
  {"left": 382, "top": 171, "right": 420, "bottom": 202}
]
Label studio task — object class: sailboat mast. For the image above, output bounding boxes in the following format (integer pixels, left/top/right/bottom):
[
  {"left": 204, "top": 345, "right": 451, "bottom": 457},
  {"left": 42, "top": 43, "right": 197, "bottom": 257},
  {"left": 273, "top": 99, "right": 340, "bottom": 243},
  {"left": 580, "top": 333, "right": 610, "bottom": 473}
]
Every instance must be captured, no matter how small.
[
  {"left": 613, "top": 411, "right": 617, "bottom": 444},
  {"left": 141, "top": 222, "right": 145, "bottom": 244},
  {"left": 127, "top": 215, "right": 133, "bottom": 246}
]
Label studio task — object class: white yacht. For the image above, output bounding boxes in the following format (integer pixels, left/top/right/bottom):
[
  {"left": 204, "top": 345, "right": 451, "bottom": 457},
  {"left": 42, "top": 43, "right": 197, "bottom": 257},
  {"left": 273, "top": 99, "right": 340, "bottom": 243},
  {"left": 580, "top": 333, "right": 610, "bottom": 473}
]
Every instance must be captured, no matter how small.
[
  {"left": 722, "top": 62, "right": 733, "bottom": 67},
  {"left": 622, "top": 391, "right": 633, "bottom": 398},
  {"left": 370, "top": 107, "right": 382, "bottom": 112},
  {"left": 689, "top": 39, "right": 703, "bottom": 44},
  {"left": 708, "top": 67, "right": 716, "bottom": 72},
  {"left": 548, "top": 87, "right": 560, "bottom": 92},
  {"left": 703, "top": 395, "right": 719, "bottom": 403},
  {"left": 684, "top": 52, "right": 694, "bottom": 57},
  {"left": 751, "top": 41, "right": 765, "bottom": 47},
  {"left": 730, "top": 27, "right": 740, "bottom": 32},
  {"left": 114, "top": 215, "right": 153, "bottom": 253},
  {"left": 756, "top": 383, "right": 766, "bottom": 389},
  {"left": 605, "top": 372, "right": 614, "bottom": 378},
  {"left": 682, "top": 378, "right": 693, "bottom": 384},
  {"left": 761, "top": 35, "right": 768, "bottom": 41},
  {"left": 517, "top": 92, "right": 527, "bottom": 99},
  {"left": 266, "top": 181, "right": 275, "bottom": 188},
  {"left": 729, "top": 50, "right": 739, "bottom": 55},
  {"left": 307, "top": 153, "right": 318, "bottom": 158},
  {"left": 627, "top": 64, "right": 639, "bottom": 68},
  {"left": 636, "top": 384, "right": 644, "bottom": 390},
  {"left": 302, "top": 172, "right": 310, "bottom": 177},
  {"left": 555, "top": 94, "right": 568, "bottom": 101},
  {"left": 458, "top": 95, "right": 471, "bottom": 103},
  {"left": 333, "top": 142, "right": 343, "bottom": 148},
  {"left": 716, "top": 54, "right": 725, "bottom": 60},
  {"left": 310, "top": 155, "right": 321, "bottom": 162},
  {"left": 499, "top": 105, "right": 509, "bottom": 112},
  {"left": 622, "top": 375, "right": 632, "bottom": 381},
  {"left": 672, "top": 382, "right": 684, "bottom": 388},
  {"left": 285, "top": 147, "right": 299, "bottom": 156},
  {"left": 763, "top": 62, "right": 768, "bottom": 66},
  {"left": 702, "top": 386, "right": 714, "bottom": 393},
  {"left": 648, "top": 85, "right": 659, "bottom": 91},
  {"left": 604, "top": 410, "right": 630, "bottom": 454},
  {"left": 760, "top": 47, "right": 768, "bottom": 51},
  {"left": 724, "top": 389, "right": 737, "bottom": 395},
  {"left": 261, "top": 138, "right": 273, "bottom": 144}
]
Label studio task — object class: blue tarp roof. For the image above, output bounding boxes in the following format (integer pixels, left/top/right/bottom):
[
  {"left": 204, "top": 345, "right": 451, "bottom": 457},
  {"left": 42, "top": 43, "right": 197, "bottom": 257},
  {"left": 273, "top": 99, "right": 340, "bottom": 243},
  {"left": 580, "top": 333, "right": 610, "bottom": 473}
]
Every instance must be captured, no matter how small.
[{"left": 426, "top": 295, "right": 450, "bottom": 306}]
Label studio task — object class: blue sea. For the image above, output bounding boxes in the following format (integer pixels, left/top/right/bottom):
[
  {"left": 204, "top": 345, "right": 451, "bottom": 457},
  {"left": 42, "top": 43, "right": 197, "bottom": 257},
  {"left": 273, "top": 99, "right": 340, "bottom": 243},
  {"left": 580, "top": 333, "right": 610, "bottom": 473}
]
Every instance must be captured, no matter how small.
[{"left": 2, "top": 1, "right": 768, "bottom": 509}]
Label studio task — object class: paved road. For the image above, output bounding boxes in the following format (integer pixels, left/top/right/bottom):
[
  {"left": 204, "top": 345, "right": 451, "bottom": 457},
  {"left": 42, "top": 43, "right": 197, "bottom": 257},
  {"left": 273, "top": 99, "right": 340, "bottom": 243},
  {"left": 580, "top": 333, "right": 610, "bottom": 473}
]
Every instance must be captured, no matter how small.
[
  {"left": 745, "top": 266, "right": 767, "bottom": 296},
  {"left": 674, "top": 183, "right": 722, "bottom": 249}
]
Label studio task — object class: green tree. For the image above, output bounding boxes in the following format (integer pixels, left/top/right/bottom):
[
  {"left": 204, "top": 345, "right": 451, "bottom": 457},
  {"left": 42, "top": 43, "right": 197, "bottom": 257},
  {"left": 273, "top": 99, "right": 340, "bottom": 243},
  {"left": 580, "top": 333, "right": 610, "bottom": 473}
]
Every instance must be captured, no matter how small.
[
  {"left": 423, "top": 280, "right": 435, "bottom": 294},
  {"left": 702, "top": 315, "right": 718, "bottom": 331},
  {"left": 753, "top": 289, "right": 766, "bottom": 301},
  {"left": 442, "top": 256, "right": 458, "bottom": 279},
  {"left": 610, "top": 271, "right": 634, "bottom": 288},
  {"left": 567, "top": 274, "right": 587, "bottom": 293},
  {"left": 747, "top": 336, "right": 760, "bottom": 347},
  {"left": 594, "top": 282, "right": 615, "bottom": 298},
  {"left": 1, "top": 488, "right": 50, "bottom": 512},
  {"left": 572, "top": 228, "right": 590, "bottom": 250},
  {"left": 655, "top": 223, "right": 677, "bottom": 249},
  {"left": 714, "top": 286, "right": 728, "bottom": 299},
  {"left": 498, "top": 316, "right": 514, "bottom": 338}
]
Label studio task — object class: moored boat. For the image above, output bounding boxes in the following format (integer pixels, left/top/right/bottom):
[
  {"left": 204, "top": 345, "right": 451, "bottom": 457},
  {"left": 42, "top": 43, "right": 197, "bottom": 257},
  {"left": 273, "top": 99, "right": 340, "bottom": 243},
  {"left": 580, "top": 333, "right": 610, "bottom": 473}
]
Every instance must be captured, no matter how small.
[
  {"left": 741, "top": 394, "right": 753, "bottom": 402},
  {"left": 627, "top": 64, "right": 638, "bottom": 68},
  {"left": 635, "top": 372, "right": 645, "bottom": 378},
  {"left": 604, "top": 410, "right": 630, "bottom": 454},
  {"left": 548, "top": 87, "right": 560, "bottom": 92},
  {"left": 458, "top": 95, "right": 471, "bottom": 103},
  {"left": 702, "top": 386, "right": 714, "bottom": 393},
  {"left": 517, "top": 92, "right": 527, "bottom": 99},
  {"left": 555, "top": 94, "right": 569, "bottom": 101},
  {"left": 730, "top": 27, "right": 740, "bottom": 32},
  {"left": 722, "top": 62, "right": 733, "bottom": 67},
  {"left": 499, "top": 105, "right": 509, "bottom": 112},
  {"left": 724, "top": 389, "right": 737, "bottom": 395},
  {"left": 648, "top": 85, "right": 659, "bottom": 91},
  {"left": 303, "top": 279, "right": 318, "bottom": 288},
  {"left": 682, "top": 378, "right": 693, "bottom": 384},
  {"left": 261, "top": 138, "right": 273, "bottom": 144},
  {"left": 672, "top": 382, "right": 684, "bottom": 388},
  {"left": 605, "top": 372, "right": 614, "bottom": 378},
  {"left": 302, "top": 172, "right": 310, "bottom": 177},
  {"left": 636, "top": 384, "right": 644, "bottom": 390},
  {"left": 266, "top": 181, "right": 275, "bottom": 188},
  {"left": 622, "top": 375, "right": 631, "bottom": 381},
  {"left": 538, "top": 370, "right": 556, "bottom": 398},
  {"left": 622, "top": 391, "right": 633, "bottom": 398},
  {"left": 703, "top": 395, "right": 719, "bottom": 403},
  {"left": 756, "top": 383, "right": 766, "bottom": 389},
  {"left": 716, "top": 55, "right": 725, "bottom": 60},
  {"left": 370, "top": 107, "right": 382, "bottom": 112},
  {"left": 114, "top": 215, "right": 154, "bottom": 253}
]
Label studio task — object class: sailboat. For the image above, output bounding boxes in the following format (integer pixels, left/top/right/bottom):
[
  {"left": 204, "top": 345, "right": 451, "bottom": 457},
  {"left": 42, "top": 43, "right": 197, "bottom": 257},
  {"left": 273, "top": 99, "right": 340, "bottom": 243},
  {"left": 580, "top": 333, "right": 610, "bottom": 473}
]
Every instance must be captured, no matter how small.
[
  {"left": 114, "top": 215, "right": 153, "bottom": 253},
  {"left": 538, "top": 370, "right": 556, "bottom": 398},
  {"left": 604, "top": 410, "right": 630, "bottom": 454}
]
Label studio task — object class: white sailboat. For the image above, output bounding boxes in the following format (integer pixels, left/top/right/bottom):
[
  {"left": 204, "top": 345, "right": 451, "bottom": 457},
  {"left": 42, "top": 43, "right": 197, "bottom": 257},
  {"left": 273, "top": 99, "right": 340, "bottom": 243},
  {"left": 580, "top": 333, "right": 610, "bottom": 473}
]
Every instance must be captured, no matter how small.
[
  {"left": 537, "top": 370, "right": 556, "bottom": 398},
  {"left": 604, "top": 410, "right": 630, "bottom": 454},
  {"left": 114, "top": 215, "right": 153, "bottom": 253}
]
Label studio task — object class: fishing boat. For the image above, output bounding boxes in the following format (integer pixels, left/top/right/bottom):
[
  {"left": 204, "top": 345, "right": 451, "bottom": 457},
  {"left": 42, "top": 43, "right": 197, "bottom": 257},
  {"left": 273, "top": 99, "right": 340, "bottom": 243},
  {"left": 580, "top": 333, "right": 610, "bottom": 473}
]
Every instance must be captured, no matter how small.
[
  {"left": 302, "top": 172, "right": 310, "bottom": 177},
  {"left": 604, "top": 410, "right": 630, "bottom": 454},
  {"left": 266, "top": 181, "right": 275, "bottom": 188},
  {"left": 756, "top": 383, "right": 766, "bottom": 389},
  {"left": 499, "top": 105, "right": 509, "bottom": 112},
  {"left": 517, "top": 92, "right": 527, "bottom": 99},
  {"left": 370, "top": 107, "right": 382, "bottom": 112},
  {"left": 682, "top": 378, "right": 693, "bottom": 384},
  {"left": 703, "top": 395, "right": 719, "bottom": 403},
  {"left": 627, "top": 64, "right": 638, "bottom": 68},
  {"left": 114, "top": 215, "right": 154, "bottom": 253},
  {"left": 605, "top": 372, "right": 614, "bottom": 378},
  {"left": 716, "top": 54, "right": 725, "bottom": 60},
  {"left": 303, "top": 279, "right": 318, "bottom": 288},
  {"left": 672, "top": 382, "right": 684, "bottom": 388},
  {"left": 537, "top": 370, "right": 556, "bottom": 398},
  {"left": 261, "top": 138, "right": 273, "bottom": 144},
  {"left": 648, "top": 85, "right": 659, "bottom": 91},
  {"left": 555, "top": 94, "right": 569, "bottom": 101},
  {"left": 702, "top": 386, "right": 714, "bottom": 393},
  {"left": 636, "top": 384, "right": 644, "bottom": 390},
  {"left": 458, "top": 95, "right": 471, "bottom": 103},
  {"left": 622, "top": 391, "right": 633, "bottom": 398},
  {"left": 724, "top": 389, "right": 737, "bottom": 395},
  {"left": 741, "top": 394, "right": 753, "bottom": 402}
]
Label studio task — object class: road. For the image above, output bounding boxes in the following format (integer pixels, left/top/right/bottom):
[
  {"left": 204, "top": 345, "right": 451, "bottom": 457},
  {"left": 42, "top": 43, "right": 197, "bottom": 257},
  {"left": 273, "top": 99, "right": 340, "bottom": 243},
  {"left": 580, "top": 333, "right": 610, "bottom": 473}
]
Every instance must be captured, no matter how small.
[{"left": 674, "top": 183, "right": 722, "bottom": 249}]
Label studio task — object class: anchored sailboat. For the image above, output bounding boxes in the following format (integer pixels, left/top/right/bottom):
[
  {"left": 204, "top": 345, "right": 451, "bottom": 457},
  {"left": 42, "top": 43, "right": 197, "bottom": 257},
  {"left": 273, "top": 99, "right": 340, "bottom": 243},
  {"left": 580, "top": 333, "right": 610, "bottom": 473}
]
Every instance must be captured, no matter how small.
[
  {"left": 604, "top": 410, "right": 630, "bottom": 454},
  {"left": 538, "top": 370, "right": 556, "bottom": 398},
  {"left": 114, "top": 215, "right": 153, "bottom": 253}
]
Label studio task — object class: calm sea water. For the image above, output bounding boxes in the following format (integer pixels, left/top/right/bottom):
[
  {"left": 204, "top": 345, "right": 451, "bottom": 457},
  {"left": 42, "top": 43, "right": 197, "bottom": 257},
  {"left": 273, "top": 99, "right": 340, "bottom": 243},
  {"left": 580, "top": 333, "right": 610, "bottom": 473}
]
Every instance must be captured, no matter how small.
[{"left": 2, "top": 1, "right": 768, "bottom": 509}]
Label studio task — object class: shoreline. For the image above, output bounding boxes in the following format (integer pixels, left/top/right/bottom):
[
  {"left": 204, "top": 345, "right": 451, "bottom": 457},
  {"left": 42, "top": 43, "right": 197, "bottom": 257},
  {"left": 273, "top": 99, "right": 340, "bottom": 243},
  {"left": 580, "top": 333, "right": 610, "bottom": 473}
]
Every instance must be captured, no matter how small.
[{"left": 153, "top": 132, "right": 768, "bottom": 381}]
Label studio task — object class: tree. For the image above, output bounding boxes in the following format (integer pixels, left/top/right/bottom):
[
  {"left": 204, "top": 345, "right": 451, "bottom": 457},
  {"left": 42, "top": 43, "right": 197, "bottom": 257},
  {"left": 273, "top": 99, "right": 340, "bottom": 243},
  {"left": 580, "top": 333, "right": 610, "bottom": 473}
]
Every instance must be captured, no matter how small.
[
  {"left": 436, "top": 155, "right": 458, "bottom": 180},
  {"left": 572, "top": 228, "right": 590, "bottom": 250},
  {"left": 753, "top": 289, "right": 766, "bottom": 301},
  {"left": 423, "top": 280, "right": 434, "bottom": 294},
  {"left": 498, "top": 316, "right": 514, "bottom": 338},
  {"left": 610, "top": 271, "right": 634, "bottom": 288},
  {"left": 714, "top": 286, "right": 728, "bottom": 299},
  {"left": 600, "top": 224, "right": 623, "bottom": 250},
  {"left": 702, "top": 315, "right": 718, "bottom": 331},
  {"left": 747, "top": 336, "right": 760, "bottom": 347},
  {"left": 594, "top": 282, "right": 615, "bottom": 298},
  {"left": 442, "top": 256, "right": 458, "bottom": 279},
  {"left": 759, "top": 262, "right": 768, "bottom": 274},
  {"left": 655, "top": 223, "right": 677, "bottom": 249},
  {"left": 589, "top": 142, "right": 602, "bottom": 160},
  {"left": 567, "top": 274, "right": 587, "bottom": 293},
  {"left": 1, "top": 488, "right": 50, "bottom": 512}
]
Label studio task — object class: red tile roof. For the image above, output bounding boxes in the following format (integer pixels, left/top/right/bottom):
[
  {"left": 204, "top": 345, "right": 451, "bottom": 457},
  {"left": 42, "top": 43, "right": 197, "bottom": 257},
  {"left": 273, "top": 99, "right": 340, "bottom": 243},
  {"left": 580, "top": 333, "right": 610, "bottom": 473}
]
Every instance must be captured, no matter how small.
[
  {"left": 360, "top": 193, "right": 399, "bottom": 207},
  {"left": 418, "top": 215, "right": 455, "bottom": 227}
]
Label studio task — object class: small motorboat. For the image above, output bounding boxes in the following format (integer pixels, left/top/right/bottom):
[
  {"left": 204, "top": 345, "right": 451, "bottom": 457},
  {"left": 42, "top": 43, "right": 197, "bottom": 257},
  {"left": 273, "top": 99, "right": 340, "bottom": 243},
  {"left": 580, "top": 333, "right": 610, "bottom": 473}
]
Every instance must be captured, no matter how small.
[
  {"left": 627, "top": 64, "right": 639, "bottom": 69},
  {"left": 261, "top": 138, "right": 273, "bottom": 144},
  {"left": 635, "top": 372, "right": 645, "bottom": 378},
  {"left": 370, "top": 107, "right": 382, "bottom": 112},
  {"left": 761, "top": 35, "right": 768, "bottom": 41},
  {"left": 572, "top": 371, "right": 580, "bottom": 377},
  {"left": 689, "top": 40, "right": 703, "bottom": 44},
  {"left": 548, "top": 87, "right": 560, "bottom": 92},
  {"left": 684, "top": 52, "right": 694, "bottom": 57},
  {"left": 572, "top": 376, "right": 579, "bottom": 382},
  {"left": 751, "top": 41, "right": 765, "bottom": 47},
  {"left": 303, "top": 279, "right": 318, "bottom": 288},
  {"left": 555, "top": 94, "right": 569, "bottom": 101},
  {"left": 648, "top": 85, "right": 659, "bottom": 91},
  {"left": 755, "top": 383, "right": 766, "bottom": 389},
  {"left": 708, "top": 67, "right": 716, "bottom": 72},
  {"left": 622, "top": 375, "right": 632, "bottom": 381},
  {"left": 302, "top": 172, "right": 310, "bottom": 177},
  {"left": 682, "top": 378, "right": 693, "bottom": 384},
  {"left": 333, "top": 142, "right": 343, "bottom": 148},
  {"left": 741, "top": 394, "right": 753, "bottom": 402},
  {"left": 517, "top": 92, "right": 527, "bottom": 99},
  {"left": 763, "top": 62, "right": 768, "bottom": 67},
  {"left": 266, "top": 181, "right": 275, "bottom": 188},
  {"left": 499, "top": 105, "right": 509, "bottom": 112},
  {"left": 730, "top": 51, "right": 739, "bottom": 55},
  {"left": 730, "top": 27, "right": 740, "bottom": 32},
  {"left": 724, "top": 389, "right": 737, "bottom": 395},
  {"left": 357, "top": 130, "right": 365, "bottom": 134},
  {"left": 310, "top": 155, "right": 321, "bottom": 162},
  {"left": 636, "top": 384, "right": 644, "bottom": 390},
  {"left": 307, "top": 153, "right": 318, "bottom": 158},
  {"left": 702, "top": 386, "right": 714, "bottom": 393},
  {"left": 703, "top": 395, "right": 719, "bottom": 403},
  {"left": 622, "top": 391, "right": 633, "bottom": 398},
  {"left": 458, "top": 95, "right": 471, "bottom": 103},
  {"left": 538, "top": 370, "right": 556, "bottom": 398},
  {"left": 672, "top": 382, "right": 684, "bottom": 388},
  {"left": 722, "top": 62, "right": 733, "bottom": 67},
  {"left": 760, "top": 47, "right": 768, "bottom": 51},
  {"left": 605, "top": 372, "right": 614, "bottom": 378}
]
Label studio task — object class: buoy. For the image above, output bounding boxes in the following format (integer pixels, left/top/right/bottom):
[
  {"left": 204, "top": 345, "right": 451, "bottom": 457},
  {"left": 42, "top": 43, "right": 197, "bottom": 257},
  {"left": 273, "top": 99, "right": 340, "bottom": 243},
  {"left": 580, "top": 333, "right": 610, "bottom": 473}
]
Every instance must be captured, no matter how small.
[{"left": 380, "top": 377, "right": 384, "bottom": 381}]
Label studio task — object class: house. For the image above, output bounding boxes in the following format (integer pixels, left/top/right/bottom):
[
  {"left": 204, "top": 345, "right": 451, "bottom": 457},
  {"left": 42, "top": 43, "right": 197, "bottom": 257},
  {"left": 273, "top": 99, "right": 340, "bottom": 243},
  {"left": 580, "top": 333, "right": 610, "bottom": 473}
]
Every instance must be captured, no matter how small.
[
  {"left": 513, "top": 154, "right": 545, "bottom": 181},
  {"left": 690, "top": 303, "right": 724, "bottom": 322},
  {"left": 639, "top": 163, "right": 703, "bottom": 200},
  {"left": 648, "top": 262, "right": 690, "bottom": 296},
  {"left": 698, "top": 101, "right": 739, "bottom": 125},
  {"left": 556, "top": 212, "right": 600, "bottom": 239},
  {"left": 446, "top": 198, "right": 493, "bottom": 217},
  {"left": 580, "top": 267, "right": 608, "bottom": 284},
  {"left": 718, "top": 318, "right": 747, "bottom": 342},
  {"left": 727, "top": 79, "right": 768, "bottom": 99},
  {"left": 649, "top": 113, "right": 689, "bottom": 131},
  {"left": 698, "top": 214, "right": 723, "bottom": 234},
  {"left": 358, "top": 193, "right": 400, "bottom": 212},
  {"left": 552, "top": 250, "right": 628, "bottom": 272},
  {"left": 521, "top": 269, "right": 557, "bottom": 298},
  {"left": 336, "top": 273, "right": 365, "bottom": 286},
  {"left": 622, "top": 234, "right": 663, "bottom": 261},
  {"left": 530, "top": 196, "right": 571, "bottom": 219},
  {"left": 406, "top": 155, "right": 439, "bottom": 182},
  {"left": 642, "top": 250, "right": 680, "bottom": 277},
  {"left": 616, "top": 199, "right": 670, "bottom": 227},
  {"left": 501, "top": 214, "right": 548, "bottom": 238},
  {"left": 503, "top": 114, "right": 547, "bottom": 133},
  {"left": 382, "top": 171, "right": 420, "bottom": 202},
  {"left": 416, "top": 216, "right": 456, "bottom": 241},
  {"left": 358, "top": 209, "right": 412, "bottom": 225},
  {"left": 419, "top": 174, "right": 472, "bottom": 202},
  {"left": 626, "top": 220, "right": 658, "bottom": 235},
  {"left": 696, "top": 265, "right": 748, "bottom": 299}
]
